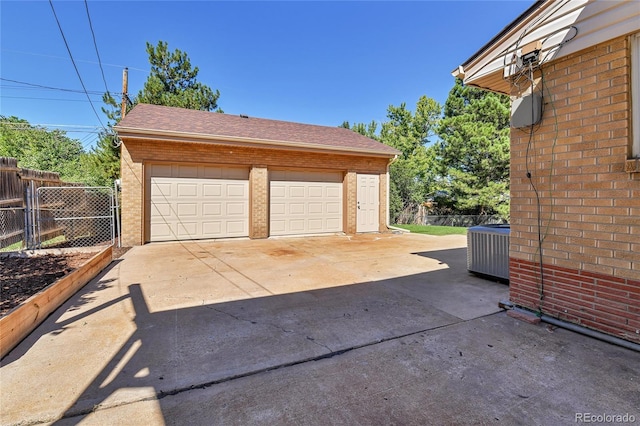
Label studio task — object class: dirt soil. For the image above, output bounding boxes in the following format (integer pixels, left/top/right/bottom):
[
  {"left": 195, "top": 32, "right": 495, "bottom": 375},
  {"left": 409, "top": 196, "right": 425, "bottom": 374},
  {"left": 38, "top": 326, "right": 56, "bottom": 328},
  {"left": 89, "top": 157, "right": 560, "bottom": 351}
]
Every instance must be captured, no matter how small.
[{"left": 0, "top": 247, "right": 130, "bottom": 316}]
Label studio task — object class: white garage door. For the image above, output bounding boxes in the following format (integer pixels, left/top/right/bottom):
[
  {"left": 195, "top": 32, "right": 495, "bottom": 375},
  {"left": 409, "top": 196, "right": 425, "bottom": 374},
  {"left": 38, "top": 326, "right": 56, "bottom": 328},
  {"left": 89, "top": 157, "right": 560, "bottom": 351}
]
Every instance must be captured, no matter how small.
[
  {"left": 270, "top": 170, "right": 343, "bottom": 236},
  {"left": 149, "top": 164, "right": 249, "bottom": 242}
]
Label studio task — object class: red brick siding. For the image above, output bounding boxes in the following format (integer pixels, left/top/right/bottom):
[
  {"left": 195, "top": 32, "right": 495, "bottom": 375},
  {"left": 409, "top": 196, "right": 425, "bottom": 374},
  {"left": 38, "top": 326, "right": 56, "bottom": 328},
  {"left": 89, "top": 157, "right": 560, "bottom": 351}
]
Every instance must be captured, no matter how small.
[
  {"left": 509, "top": 35, "right": 640, "bottom": 342},
  {"left": 510, "top": 257, "right": 640, "bottom": 343}
]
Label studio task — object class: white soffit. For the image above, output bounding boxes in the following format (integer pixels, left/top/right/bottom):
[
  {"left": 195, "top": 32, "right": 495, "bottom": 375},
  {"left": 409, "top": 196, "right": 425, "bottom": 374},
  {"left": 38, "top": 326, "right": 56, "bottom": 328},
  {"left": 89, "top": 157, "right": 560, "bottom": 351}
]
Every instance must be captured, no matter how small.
[{"left": 459, "top": 0, "right": 640, "bottom": 90}]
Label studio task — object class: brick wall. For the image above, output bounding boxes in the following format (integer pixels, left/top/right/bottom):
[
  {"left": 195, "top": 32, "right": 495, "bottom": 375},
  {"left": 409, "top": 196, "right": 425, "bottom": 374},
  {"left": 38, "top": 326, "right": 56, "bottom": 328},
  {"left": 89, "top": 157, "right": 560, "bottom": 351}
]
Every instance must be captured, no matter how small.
[
  {"left": 120, "top": 138, "right": 392, "bottom": 246},
  {"left": 249, "top": 166, "right": 268, "bottom": 238},
  {"left": 509, "top": 35, "right": 640, "bottom": 342}
]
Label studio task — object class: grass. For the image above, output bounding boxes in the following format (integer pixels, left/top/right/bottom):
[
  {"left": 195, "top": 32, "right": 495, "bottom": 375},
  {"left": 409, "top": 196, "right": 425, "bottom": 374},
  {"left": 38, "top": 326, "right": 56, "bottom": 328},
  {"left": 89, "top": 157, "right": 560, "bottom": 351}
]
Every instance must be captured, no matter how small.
[
  {"left": 0, "top": 241, "right": 23, "bottom": 252},
  {"left": 394, "top": 224, "right": 467, "bottom": 236},
  {"left": 0, "top": 235, "right": 67, "bottom": 252}
]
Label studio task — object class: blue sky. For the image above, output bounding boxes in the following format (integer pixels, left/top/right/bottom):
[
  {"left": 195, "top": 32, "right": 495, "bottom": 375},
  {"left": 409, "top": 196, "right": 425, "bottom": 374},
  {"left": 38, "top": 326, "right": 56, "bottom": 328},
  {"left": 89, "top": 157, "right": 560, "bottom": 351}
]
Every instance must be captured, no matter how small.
[{"left": 1, "top": 1, "right": 531, "bottom": 150}]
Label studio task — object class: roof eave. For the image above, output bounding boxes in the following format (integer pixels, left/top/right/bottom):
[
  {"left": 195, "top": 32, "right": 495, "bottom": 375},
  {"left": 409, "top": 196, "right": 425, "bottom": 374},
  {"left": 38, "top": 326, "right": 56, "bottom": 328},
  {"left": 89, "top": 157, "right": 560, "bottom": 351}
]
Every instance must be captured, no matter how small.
[
  {"left": 115, "top": 126, "right": 400, "bottom": 158},
  {"left": 453, "top": 0, "right": 547, "bottom": 91}
]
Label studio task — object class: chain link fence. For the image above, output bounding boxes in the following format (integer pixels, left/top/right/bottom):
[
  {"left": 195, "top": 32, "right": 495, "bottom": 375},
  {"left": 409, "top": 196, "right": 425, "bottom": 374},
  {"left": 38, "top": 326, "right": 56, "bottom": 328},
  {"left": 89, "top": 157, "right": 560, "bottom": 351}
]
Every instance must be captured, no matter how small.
[
  {"left": 0, "top": 205, "right": 24, "bottom": 249},
  {"left": 395, "top": 212, "right": 508, "bottom": 227},
  {"left": 36, "top": 187, "right": 115, "bottom": 248}
]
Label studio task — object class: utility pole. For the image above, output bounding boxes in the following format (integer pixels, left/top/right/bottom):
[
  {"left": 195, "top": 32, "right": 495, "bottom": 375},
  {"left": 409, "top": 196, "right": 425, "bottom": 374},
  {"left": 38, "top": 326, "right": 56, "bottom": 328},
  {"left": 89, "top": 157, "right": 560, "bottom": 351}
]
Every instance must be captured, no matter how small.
[{"left": 121, "top": 67, "right": 128, "bottom": 118}]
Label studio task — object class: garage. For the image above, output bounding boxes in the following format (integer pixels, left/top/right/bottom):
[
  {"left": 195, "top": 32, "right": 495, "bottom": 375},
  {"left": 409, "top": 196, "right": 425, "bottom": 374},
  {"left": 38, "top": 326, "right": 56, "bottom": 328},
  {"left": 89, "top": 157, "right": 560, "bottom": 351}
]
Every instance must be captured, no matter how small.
[
  {"left": 270, "top": 170, "right": 342, "bottom": 236},
  {"left": 148, "top": 164, "right": 249, "bottom": 242},
  {"left": 116, "top": 104, "right": 400, "bottom": 246}
]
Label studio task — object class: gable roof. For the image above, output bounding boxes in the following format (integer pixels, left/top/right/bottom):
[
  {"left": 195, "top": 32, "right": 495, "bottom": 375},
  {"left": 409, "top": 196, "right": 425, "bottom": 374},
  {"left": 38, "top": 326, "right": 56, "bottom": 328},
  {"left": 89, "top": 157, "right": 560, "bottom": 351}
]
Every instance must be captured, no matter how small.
[
  {"left": 115, "top": 104, "right": 399, "bottom": 157},
  {"left": 454, "top": 0, "right": 640, "bottom": 94}
]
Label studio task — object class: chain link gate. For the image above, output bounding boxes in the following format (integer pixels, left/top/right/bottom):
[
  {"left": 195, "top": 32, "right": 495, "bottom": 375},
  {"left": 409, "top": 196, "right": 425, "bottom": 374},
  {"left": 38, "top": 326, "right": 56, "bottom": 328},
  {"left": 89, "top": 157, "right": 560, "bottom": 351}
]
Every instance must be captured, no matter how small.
[{"left": 35, "top": 186, "right": 115, "bottom": 248}]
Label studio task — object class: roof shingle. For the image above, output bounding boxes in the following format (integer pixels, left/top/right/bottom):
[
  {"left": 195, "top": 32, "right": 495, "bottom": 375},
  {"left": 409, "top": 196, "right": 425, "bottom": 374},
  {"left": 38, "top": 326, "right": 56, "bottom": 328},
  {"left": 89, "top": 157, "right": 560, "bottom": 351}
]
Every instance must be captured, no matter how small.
[{"left": 115, "top": 104, "right": 399, "bottom": 156}]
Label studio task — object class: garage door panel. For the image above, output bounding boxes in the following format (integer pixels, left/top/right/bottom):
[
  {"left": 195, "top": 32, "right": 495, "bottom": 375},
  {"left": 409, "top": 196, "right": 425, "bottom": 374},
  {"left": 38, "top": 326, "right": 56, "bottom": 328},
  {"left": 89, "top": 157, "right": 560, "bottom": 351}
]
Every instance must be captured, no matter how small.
[
  {"left": 151, "top": 203, "right": 174, "bottom": 218},
  {"left": 326, "top": 218, "right": 341, "bottom": 229},
  {"left": 289, "top": 203, "right": 305, "bottom": 215},
  {"left": 177, "top": 184, "right": 198, "bottom": 197},
  {"left": 226, "top": 221, "right": 247, "bottom": 234},
  {"left": 326, "top": 186, "right": 341, "bottom": 198},
  {"left": 271, "top": 203, "right": 285, "bottom": 215},
  {"left": 227, "top": 184, "right": 246, "bottom": 197},
  {"left": 176, "top": 222, "right": 198, "bottom": 236},
  {"left": 308, "top": 202, "right": 323, "bottom": 214},
  {"left": 151, "top": 182, "right": 172, "bottom": 197},
  {"left": 308, "top": 186, "right": 323, "bottom": 197},
  {"left": 289, "top": 219, "right": 305, "bottom": 232},
  {"left": 289, "top": 186, "right": 305, "bottom": 197},
  {"left": 150, "top": 223, "right": 172, "bottom": 239},
  {"left": 202, "top": 221, "right": 222, "bottom": 235},
  {"left": 177, "top": 203, "right": 197, "bottom": 216},
  {"left": 226, "top": 202, "right": 246, "bottom": 215},
  {"left": 203, "top": 203, "right": 221, "bottom": 216},
  {"left": 269, "top": 172, "right": 343, "bottom": 236},
  {"left": 307, "top": 219, "right": 323, "bottom": 231},
  {"left": 150, "top": 165, "right": 248, "bottom": 242},
  {"left": 326, "top": 202, "right": 341, "bottom": 214},
  {"left": 203, "top": 184, "right": 222, "bottom": 197},
  {"left": 271, "top": 186, "right": 285, "bottom": 198},
  {"left": 271, "top": 220, "right": 286, "bottom": 233}
]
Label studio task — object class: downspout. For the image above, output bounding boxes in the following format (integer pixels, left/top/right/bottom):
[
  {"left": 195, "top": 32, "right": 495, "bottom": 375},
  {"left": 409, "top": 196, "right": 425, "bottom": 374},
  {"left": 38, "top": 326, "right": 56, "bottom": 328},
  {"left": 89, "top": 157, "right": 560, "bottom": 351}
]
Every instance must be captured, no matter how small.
[{"left": 385, "top": 155, "right": 408, "bottom": 233}]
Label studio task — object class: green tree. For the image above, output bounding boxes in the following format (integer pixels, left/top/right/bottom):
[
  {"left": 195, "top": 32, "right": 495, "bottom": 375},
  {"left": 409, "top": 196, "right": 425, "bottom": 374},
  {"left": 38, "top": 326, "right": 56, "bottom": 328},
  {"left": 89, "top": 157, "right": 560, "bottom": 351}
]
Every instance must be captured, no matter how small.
[
  {"left": 435, "top": 78, "right": 510, "bottom": 218},
  {"left": 79, "top": 92, "right": 126, "bottom": 187},
  {"left": 0, "top": 116, "right": 85, "bottom": 182},
  {"left": 379, "top": 96, "right": 441, "bottom": 222},
  {"left": 340, "top": 120, "right": 379, "bottom": 140},
  {"left": 137, "top": 41, "right": 221, "bottom": 111},
  {"left": 85, "top": 40, "right": 223, "bottom": 186}
]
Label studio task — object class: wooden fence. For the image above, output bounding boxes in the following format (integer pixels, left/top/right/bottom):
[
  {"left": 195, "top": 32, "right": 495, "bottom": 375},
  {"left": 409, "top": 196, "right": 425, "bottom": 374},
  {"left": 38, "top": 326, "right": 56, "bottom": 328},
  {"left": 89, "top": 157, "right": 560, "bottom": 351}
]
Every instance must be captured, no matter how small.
[{"left": 0, "top": 157, "right": 75, "bottom": 249}]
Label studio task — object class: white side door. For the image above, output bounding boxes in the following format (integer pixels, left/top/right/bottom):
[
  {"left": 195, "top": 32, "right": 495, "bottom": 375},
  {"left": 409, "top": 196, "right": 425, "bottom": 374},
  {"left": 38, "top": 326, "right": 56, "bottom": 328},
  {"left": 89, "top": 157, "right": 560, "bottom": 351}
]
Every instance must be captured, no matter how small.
[{"left": 357, "top": 174, "right": 379, "bottom": 233}]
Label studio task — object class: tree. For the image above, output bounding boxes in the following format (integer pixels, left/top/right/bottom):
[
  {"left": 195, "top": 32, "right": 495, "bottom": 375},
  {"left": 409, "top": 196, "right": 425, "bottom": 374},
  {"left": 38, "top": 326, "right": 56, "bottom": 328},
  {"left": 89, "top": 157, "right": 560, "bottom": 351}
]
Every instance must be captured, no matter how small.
[
  {"left": 85, "top": 40, "right": 223, "bottom": 186},
  {"left": 0, "top": 116, "right": 85, "bottom": 182},
  {"left": 379, "top": 96, "right": 441, "bottom": 222},
  {"left": 137, "top": 41, "right": 221, "bottom": 111},
  {"left": 340, "top": 120, "right": 379, "bottom": 140},
  {"left": 435, "top": 79, "right": 511, "bottom": 218}
]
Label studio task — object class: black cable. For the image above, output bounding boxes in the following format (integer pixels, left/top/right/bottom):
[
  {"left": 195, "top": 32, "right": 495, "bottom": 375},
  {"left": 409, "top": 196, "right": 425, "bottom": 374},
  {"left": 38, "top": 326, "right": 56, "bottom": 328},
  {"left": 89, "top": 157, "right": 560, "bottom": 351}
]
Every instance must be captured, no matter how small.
[
  {"left": 48, "top": 0, "right": 107, "bottom": 130},
  {"left": 0, "top": 78, "right": 106, "bottom": 95},
  {"left": 84, "top": 0, "right": 110, "bottom": 94},
  {"left": 523, "top": 63, "right": 545, "bottom": 313}
]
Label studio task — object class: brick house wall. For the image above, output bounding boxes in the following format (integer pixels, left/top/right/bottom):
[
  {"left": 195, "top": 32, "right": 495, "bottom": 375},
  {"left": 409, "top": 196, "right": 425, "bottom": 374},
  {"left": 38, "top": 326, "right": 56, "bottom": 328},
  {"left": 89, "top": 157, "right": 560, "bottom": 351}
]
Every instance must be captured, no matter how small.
[
  {"left": 509, "top": 35, "right": 640, "bottom": 343},
  {"left": 120, "top": 138, "right": 391, "bottom": 246}
]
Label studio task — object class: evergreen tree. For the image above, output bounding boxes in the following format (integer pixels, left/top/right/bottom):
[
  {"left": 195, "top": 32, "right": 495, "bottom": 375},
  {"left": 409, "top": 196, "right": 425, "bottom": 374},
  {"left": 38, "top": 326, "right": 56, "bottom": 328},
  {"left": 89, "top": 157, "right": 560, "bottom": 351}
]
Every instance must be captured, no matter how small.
[
  {"left": 435, "top": 78, "right": 510, "bottom": 218},
  {"left": 137, "top": 41, "right": 221, "bottom": 111},
  {"left": 380, "top": 96, "right": 441, "bottom": 222},
  {"left": 85, "top": 40, "right": 223, "bottom": 186}
]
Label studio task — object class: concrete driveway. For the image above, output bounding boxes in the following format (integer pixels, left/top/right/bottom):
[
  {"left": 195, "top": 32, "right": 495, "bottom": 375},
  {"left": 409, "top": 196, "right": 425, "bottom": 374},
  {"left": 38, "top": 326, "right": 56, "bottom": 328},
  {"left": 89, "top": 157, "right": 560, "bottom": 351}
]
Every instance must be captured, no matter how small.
[{"left": 1, "top": 233, "right": 638, "bottom": 425}]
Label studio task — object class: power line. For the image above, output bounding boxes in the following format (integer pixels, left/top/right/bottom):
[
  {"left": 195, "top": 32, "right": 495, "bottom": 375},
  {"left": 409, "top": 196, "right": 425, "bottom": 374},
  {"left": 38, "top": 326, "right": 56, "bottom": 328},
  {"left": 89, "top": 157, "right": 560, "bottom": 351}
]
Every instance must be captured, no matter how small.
[
  {"left": 2, "top": 96, "right": 113, "bottom": 102},
  {"left": 1, "top": 48, "right": 147, "bottom": 72},
  {"left": 0, "top": 77, "right": 107, "bottom": 95},
  {"left": 84, "top": 0, "right": 109, "bottom": 94},
  {"left": 48, "top": 0, "right": 106, "bottom": 130}
]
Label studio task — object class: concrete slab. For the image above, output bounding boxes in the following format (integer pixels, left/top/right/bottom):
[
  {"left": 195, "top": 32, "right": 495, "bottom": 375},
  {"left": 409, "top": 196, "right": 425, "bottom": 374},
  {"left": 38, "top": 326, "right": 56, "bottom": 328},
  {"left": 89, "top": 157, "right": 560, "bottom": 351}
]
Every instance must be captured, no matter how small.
[
  {"left": 2, "top": 233, "right": 518, "bottom": 424},
  {"left": 63, "top": 312, "right": 639, "bottom": 426}
]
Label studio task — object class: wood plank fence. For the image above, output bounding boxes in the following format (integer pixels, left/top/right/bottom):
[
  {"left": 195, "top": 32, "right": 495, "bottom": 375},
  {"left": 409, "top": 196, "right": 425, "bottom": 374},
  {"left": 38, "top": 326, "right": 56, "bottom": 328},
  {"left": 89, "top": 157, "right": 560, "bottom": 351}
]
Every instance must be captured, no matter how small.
[{"left": 0, "top": 157, "right": 78, "bottom": 249}]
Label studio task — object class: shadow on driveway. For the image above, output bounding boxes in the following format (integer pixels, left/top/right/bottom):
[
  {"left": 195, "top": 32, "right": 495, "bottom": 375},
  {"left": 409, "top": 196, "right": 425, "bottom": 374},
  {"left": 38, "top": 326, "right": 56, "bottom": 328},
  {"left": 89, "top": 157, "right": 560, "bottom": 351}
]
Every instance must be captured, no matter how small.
[{"left": 2, "top": 238, "right": 637, "bottom": 425}]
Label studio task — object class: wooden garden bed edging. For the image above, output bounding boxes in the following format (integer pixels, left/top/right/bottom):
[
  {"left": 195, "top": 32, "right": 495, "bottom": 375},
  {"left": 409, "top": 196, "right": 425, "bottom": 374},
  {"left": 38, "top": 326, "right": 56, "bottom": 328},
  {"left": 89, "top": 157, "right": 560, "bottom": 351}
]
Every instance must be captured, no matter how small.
[{"left": 0, "top": 246, "right": 113, "bottom": 359}]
